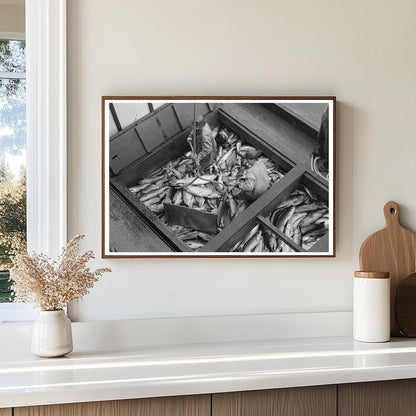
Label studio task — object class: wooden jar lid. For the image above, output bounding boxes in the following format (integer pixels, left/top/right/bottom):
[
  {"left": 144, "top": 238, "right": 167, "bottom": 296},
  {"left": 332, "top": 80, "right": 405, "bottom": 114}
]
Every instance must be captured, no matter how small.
[{"left": 354, "top": 271, "right": 389, "bottom": 279}]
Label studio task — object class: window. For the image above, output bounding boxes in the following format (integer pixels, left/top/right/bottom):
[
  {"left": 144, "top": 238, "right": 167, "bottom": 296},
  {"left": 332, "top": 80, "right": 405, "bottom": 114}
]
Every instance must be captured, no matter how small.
[
  {"left": 0, "top": 0, "right": 67, "bottom": 324},
  {"left": 0, "top": 36, "right": 26, "bottom": 304},
  {"left": 0, "top": 33, "right": 35, "bottom": 323}
]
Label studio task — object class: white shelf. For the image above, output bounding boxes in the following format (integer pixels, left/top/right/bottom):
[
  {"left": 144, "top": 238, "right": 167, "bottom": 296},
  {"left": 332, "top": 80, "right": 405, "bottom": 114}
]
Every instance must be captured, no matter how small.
[{"left": 2, "top": 334, "right": 416, "bottom": 408}]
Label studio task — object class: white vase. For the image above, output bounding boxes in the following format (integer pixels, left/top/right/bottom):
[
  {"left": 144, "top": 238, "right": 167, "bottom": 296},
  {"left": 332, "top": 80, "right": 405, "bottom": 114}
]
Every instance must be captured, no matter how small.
[{"left": 31, "top": 310, "right": 73, "bottom": 357}]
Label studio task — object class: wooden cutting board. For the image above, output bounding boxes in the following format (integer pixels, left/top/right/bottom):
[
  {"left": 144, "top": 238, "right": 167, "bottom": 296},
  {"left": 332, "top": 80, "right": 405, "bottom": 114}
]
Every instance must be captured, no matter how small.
[
  {"left": 395, "top": 272, "right": 416, "bottom": 337},
  {"left": 359, "top": 201, "right": 416, "bottom": 336}
]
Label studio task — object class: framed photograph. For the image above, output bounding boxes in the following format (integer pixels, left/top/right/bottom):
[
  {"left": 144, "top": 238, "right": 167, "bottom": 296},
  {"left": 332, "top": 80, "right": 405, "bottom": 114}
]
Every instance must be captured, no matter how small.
[{"left": 102, "top": 97, "right": 335, "bottom": 257}]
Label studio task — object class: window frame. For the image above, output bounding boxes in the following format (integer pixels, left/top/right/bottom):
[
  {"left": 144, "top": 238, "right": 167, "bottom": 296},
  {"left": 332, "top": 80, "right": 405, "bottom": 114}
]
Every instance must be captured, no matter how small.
[
  {"left": 26, "top": 0, "right": 67, "bottom": 257},
  {"left": 0, "top": 0, "right": 67, "bottom": 323},
  {"left": 0, "top": 31, "right": 30, "bottom": 320}
]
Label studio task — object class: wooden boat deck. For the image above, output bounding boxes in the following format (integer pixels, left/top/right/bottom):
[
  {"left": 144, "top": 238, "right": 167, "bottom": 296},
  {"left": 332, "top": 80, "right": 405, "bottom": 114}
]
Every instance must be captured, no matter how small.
[
  {"left": 110, "top": 189, "right": 173, "bottom": 253},
  {"left": 221, "top": 104, "right": 317, "bottom": 166}
]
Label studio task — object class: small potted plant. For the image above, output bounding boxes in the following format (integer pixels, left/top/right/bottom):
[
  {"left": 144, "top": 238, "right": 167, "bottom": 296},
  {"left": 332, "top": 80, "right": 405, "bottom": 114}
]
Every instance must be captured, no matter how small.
[{"left": 10, "top": 234, "right": 111, "bottom": 357}]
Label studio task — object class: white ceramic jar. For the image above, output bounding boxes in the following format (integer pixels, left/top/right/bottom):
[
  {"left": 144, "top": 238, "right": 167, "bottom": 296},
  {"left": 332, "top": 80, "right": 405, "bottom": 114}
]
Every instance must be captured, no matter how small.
[
  {"left": 353, "top": 271, "right": 390, "bottom": 343},
  {"left": 31, "top": 310, "right": 73, "bottom": 357}
]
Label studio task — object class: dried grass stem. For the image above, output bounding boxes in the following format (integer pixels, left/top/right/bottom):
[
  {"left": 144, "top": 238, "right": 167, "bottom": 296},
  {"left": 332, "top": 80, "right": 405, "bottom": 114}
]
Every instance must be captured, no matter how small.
[{"left": 10, "top": 234, "right": 111, "bottom": 310}]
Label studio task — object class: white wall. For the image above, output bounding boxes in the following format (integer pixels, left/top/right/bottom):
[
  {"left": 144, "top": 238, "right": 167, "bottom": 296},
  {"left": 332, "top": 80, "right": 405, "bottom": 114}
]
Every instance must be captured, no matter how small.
[{"left": 67, "top": 0, "right": 416, "bottom": 322}]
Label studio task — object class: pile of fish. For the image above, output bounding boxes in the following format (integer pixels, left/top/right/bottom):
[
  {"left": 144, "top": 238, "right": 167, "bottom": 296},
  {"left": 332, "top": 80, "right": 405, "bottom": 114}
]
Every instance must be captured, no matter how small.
[
  {"left": 231, "top": 186, "right": 329, "bottom": 253},
  {"left": 165, "top": 225, "right": 214, "bottom": 251},
  {"left": 129, "top": 125, "right": 286, "bottom": 250}
]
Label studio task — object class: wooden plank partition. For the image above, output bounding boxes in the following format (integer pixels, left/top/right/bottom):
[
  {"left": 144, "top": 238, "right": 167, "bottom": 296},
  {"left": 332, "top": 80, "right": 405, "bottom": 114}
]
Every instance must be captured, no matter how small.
[
  {"left": 164, "top": 203, "right": 218, "bottom": 235},
  {"left": 257, "top": 215, "right": 307, "bottom": 252}
]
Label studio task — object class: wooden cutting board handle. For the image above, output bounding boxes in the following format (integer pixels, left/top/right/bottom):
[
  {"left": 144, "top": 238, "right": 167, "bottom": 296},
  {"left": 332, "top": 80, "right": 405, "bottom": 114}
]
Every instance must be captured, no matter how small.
[
  {"left": 384, "top": 201, "right": 400, "bottom": 229},
  {"left": 359, "top": 201, "right": 416, "bottom": 336}
]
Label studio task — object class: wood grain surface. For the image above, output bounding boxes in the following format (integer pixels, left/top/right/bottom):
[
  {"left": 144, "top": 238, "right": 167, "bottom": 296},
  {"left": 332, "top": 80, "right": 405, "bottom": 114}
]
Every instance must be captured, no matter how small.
[
  {"left": 0, "top": 409, "right": 12, "bottom": 416},
  {"left": 354, "top": 271, "right": 389, "bottom": 279},
  {"left": 359, "top": 201, "right": 416, "bottom": 335},
  {"left": 164, "top": 203, "right": 218, "bottom": 234},
  {"left": 275, "top": 103, "right": 327, "bottom": 132},
  {"left": 110, "top": 179, "right": 192, "bottom": 252},
  {"left": 212, "top": 386, "right": 336, "bottom": 416},
  {"left": 15, "top": 395, "right": 210, "bottom": 416},
  {"left": 339, "top": 380, "right": 416, "bottom": 416},
  {"left": 394, "top": 272, "right": 416, "bottom": 336},
  {"left": 109, "top": 188, "right": 172, "bottom": 252},
  {"left": 221, "top": 103, "right": 317, "bottom": 166}
]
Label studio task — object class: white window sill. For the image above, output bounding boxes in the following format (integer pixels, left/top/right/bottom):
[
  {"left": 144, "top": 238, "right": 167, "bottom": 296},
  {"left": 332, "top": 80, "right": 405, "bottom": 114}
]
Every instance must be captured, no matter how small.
[{"left": 0, "top": 303, "right": 36, "bottom": 324}]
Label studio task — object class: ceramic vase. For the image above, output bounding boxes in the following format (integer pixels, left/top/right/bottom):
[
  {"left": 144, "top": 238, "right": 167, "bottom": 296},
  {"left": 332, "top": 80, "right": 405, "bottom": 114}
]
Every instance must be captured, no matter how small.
[{"left": 31, "top": 310, "right": 73, "bottom": 357}]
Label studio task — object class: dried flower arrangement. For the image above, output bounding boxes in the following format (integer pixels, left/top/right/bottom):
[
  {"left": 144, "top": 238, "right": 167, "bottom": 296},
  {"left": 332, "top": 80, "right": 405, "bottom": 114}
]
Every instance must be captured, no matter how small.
[{"left": 10, "top": 234, "right": 111, "bottom": 311}]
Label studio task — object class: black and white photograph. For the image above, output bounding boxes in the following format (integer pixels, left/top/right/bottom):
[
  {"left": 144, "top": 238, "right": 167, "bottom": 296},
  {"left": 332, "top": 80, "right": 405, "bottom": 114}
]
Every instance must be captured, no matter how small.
[{"left": 103, "top": 97, "right": 335, "bottom": 257}]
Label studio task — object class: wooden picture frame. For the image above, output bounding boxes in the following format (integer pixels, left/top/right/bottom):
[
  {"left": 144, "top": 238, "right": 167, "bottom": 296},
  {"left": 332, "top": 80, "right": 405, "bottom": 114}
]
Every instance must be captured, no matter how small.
[{"left": 102, "top": 97, "right": 336, "bottom": 258}]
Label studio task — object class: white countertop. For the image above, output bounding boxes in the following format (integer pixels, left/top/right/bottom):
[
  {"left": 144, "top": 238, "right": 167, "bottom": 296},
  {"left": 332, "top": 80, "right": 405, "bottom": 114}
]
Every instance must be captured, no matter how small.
[{"left": 2, "top": 336, "right": 416, "bottom": 408}]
